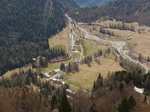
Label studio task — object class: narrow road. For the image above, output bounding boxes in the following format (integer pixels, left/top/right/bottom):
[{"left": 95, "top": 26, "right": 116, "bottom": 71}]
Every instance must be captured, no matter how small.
[
  {"left": 65, "top": 14, "right": 75, "bottom": 56},
  {"left": 66, "top": 14, "right": 84, "bottom": 62}
]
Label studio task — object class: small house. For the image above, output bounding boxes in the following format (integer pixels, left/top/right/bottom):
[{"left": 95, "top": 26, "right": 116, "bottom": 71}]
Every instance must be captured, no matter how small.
[
  {"left": 43, "top": 73, "right": 50, "bottom": 78},
  {"left": 53, "top": 69, "right": 61, "bottom": 74},
  {"left": 55, "top": 73, "right": 63, "bottom": 79}
]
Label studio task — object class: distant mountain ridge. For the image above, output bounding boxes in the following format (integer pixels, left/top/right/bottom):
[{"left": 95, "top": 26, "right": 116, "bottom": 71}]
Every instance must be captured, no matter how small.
[
  {"left": 74, "top": 0, "right": 117, "bottom": 7},
  {"left": 69, "top": 0, "right": 150, "bottom": 26}
]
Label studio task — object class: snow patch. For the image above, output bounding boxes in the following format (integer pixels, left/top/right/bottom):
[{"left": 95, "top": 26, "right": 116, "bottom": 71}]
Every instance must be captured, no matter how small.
[{"left": 134, "top": 86, "right": 144, "bottom": 94}]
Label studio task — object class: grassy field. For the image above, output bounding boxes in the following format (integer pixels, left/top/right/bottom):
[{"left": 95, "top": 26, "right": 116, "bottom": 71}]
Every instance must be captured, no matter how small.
[
  {"left": 1, "top": 65, "right": 33, "bottom": 79},
  {"left": 129, "top": 32, "right": 150, "bottom": 57},
  {"left": 93, "top": 21, "right": 150, "bottom": 58},
  {"left": 81, "top": 24, "right": 136, "bottom": 42},
  {"left": 48, "top": 27, "right": 68, "bottom": 51},
  {"left": 94, "top": 20, "right": 141, "bottom": 31},
  {"left": 53, "top": 45, "right": 66, "bottom": 52},
  {"left": 82, "top": 21, "right": 150, "bottom": 58},
  {"left": 103, "top": 28, "right": 136, "bottom": 38},
  {"left": 80, "top": 39, "right": 108, "bottom": 56},
  {"left": 72, "top": 53, "right": 81, "bottom": 60},
  {"left": 64, "top": 59, "right": 123, "bottom": 91},
  {"left": 41, "top": 59, "right": 71, "bottom": 73},
  {"left": 75, "top": 46, "right": 82, "bottom": 53}
]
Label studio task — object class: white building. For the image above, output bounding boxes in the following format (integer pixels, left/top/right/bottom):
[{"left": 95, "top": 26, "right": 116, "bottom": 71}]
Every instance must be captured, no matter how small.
[
  {"left": 55, "top": 73, "right": 63, "bottom": 79},
  {"left": 43, "top": 73, "right": 50, "bottom": 78}
]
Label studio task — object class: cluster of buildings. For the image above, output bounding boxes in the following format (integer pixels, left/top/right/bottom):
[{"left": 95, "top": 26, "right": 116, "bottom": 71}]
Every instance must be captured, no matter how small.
[
  {"left": 43, "top": 69, "right": 65, "bottom": 85},
  {"left": 142, "top": 26, "right": 150, "bottom": 32},
  {"left": 43, "top": 69, "right": 75, "bottom": 97},
  {"left": 32, "top": 56, "right": 47, "bottom": 68}
]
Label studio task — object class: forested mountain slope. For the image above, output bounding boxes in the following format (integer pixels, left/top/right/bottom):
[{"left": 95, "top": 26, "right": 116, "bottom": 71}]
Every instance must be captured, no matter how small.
[
  {"left": 0, "top": 87, "right": 51, "bottom": 112},
  {"left": 74, "top": 0, "right": 117, "bottom": 7},
  {"left": 0, "top": 0, "right": 77, "bottom": 75},
  {"left": 58, "top": 0, "right": 79, "bottom": 12},
  {"left": 69, "top": 0, "right": 150, "bottom": 26}
]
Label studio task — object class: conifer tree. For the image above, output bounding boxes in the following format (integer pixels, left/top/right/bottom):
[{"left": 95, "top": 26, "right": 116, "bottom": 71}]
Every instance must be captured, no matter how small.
[
  {"left": 128, "top": 96, "right": 136, "bottom": 109},
  {"left": 90, "top": 103, "right": 97, "bottom": 112},
  {"left": 60, "top": 63, "right": 66, "bottom": 71},
  {"left": 144, "top": 73, "right": 150, "bottom": 90},
  {"left": 92, "top": 81, "right": 97, "bottom": 93},
  {"left": 118, "top": 96, "right": 136, "bottom": 112},
  {"left": 51, "top": 95, "right": 57, "bottom": 110},
  {"left": 59, "top": 94, "right": 72, "bottom": 112},
  {"left": 143, "top": 95, "right": 147, "bottom": 103}
]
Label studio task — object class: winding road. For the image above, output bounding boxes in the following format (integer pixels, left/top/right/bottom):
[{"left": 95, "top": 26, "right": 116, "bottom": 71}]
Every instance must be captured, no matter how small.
[
  {"left": 67, "top": 15, "right": 150, "bottom": 74},
  {"left": 78, "top": 25, "right": 149, "bottom": 74}
]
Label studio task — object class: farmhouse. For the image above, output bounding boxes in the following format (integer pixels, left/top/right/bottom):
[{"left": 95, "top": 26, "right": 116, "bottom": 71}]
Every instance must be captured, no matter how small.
[{"left": 43, "top": 73, "right": 50, "bottom": 78}]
